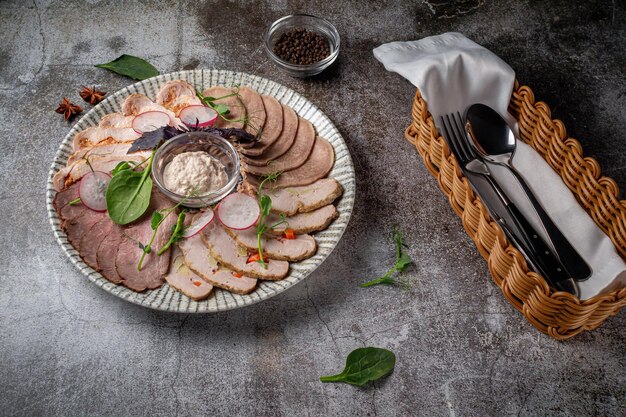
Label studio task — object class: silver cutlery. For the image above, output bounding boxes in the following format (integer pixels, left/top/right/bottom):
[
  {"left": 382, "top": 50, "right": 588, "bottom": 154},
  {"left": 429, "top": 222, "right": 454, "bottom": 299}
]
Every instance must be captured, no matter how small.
[
  {"left": 464, "top": 103, "right": 592, "bottom": 281},
  {"left": 439, "top": 111, "right": 579, "bottom": 295}
]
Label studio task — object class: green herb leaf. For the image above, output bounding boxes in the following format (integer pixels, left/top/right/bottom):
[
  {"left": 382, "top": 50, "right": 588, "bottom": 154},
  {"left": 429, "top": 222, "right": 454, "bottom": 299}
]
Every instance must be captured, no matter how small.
[
  {"left": 95, "top": 54, "right": 159, "bottom": 81},
  {"left": 214, "top": 103, "right": 230, "bottom": 116},
  {"left": 320, "top": 347, "right": 396, "bottom": 386},
  {"left": 68, "top": 197, "right": 81, "bottom": 206},
  {"left": 151, "top": 211, "right": 163, "bottom": 231},
  {"left": 105, "top": 168, "right": 153, "bottom": 225},
  {"left": 395, "top": 253, "right": 412, "bottom": 272},
  {"left": 359, "top": 276, "right": 396, "bottom": 288},
  {"left": 111, "top": 161, "right": 133, "bottom": 176},
  {"left": 360, "top": 228, "right": 413, "bottom": 288}
]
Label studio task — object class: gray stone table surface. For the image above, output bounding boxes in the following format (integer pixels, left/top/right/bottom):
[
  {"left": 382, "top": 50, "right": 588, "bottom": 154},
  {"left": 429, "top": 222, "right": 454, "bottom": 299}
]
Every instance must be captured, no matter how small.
[{"left": 1, "top": 1, "right": 625, "bottom": 416}]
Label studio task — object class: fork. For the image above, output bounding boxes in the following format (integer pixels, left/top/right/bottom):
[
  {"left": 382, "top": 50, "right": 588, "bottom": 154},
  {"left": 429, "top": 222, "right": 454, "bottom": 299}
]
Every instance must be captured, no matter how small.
[{"left": 439, "top": 112, "right": 577, "bottom": 294}]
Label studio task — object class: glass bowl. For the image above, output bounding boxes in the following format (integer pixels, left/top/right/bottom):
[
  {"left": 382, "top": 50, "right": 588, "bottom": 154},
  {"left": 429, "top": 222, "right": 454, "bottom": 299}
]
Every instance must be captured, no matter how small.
[
  {"left": 264, "top": 14, "right": 340, "bottom": 78},
  {"left": 151, "top": 132, "right": 240, "bottom": 208}
]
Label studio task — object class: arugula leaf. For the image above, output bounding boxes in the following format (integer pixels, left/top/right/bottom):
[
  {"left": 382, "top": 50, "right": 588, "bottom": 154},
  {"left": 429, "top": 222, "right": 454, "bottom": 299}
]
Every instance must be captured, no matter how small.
[
  {"left": 360, "top": 228, "right": 413, "bottom": 288},
  {"left": 95, "top": 54, "right": 159, "bottom": 81},
  {"left": 320, "top": 347, "right": 396, "bottom": 387}
]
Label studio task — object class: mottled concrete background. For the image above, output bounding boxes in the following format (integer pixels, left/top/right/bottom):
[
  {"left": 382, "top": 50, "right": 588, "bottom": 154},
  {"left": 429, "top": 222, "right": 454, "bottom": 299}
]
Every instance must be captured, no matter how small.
[{"left": 1, "top": 1, "right": 625, "bottom": 416}]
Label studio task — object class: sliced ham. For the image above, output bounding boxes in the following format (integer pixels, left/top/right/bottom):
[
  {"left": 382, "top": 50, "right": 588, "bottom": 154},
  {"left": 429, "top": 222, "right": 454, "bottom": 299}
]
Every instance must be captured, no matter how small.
[
  {"left": 79, "top": 217, "right": 113, "bottom": 270},
  {"left": 179, "top": 234, "right": 257, "bottom": 294},
  {"left": 246, "top": 137, "right": 335, "bottom": 189},
  {"left": 53, "top": 152, "right": 150, "bottom": 191},
  {"left": 165, "top": 245, "right": 214, "bottom": 300},
  {"left": 114, "top": 192, "right": 175, "bottom": 292},
  {"left": 225, "top": 228, "right": 317, "bottom": 262},
  {"left": 202, "top": 222, "right": 289, "bottom": 280},
  {"left": 202, "top": 86, "right": 245, "bottom": 130},
  {"left": 99, "top": 112, "right": 135, "bottom": 129},
  {"left": 72, "top": 127, "right": 140, "bottom": 151},
  {"left": 242, "top": 117, "right": 316, "bottom": 176},
  {"left": 156, "top": 80, "right": 201, "bottom": 115},
  {"left": 241, "top": 104, "right": 298, "bottom": 166},
  {"left": 240, "top": 95, "right": 283, "bottom": 156},
  {"left": 121, "top": 93, "right": 180, "bottom": 126},
  {"left": 97, "top": 224, "right": 124, "bottom": 284},
  {"left": 239, "top": 178, "right": 343, "bottom": 216},
  {"left": 267, "top": 205, "right": 338, "bottom": 235}
]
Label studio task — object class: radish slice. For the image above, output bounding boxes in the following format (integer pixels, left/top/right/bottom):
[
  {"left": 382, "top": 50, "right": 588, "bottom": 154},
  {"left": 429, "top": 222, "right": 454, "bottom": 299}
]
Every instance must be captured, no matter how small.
[
  {"left": 79, "top": 171, "right": 111, "bottom": 212},
  {"left": 183, "top": 208, "right": 215, "bottom": 238},
  {"left": 132, "top": 111, "right": 170, "bottom": 134},
  {"left": 217, "top": 193, "right": 261, "bottom": 230},
  {"left": 179, "top": 105, "right": 218, "bottom": 127}
]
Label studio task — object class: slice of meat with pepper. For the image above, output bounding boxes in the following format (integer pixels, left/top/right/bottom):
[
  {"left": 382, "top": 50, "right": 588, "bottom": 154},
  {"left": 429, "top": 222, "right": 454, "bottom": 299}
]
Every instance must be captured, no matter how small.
[
  {"left": 165, "top": 244, "right": 214, "bottom": 300},
  {"left": 224, "top": 227, "right": 317, "bottom": 262},
  {"left": 266, "top": 205, "right": 339, "bottom": 235}
]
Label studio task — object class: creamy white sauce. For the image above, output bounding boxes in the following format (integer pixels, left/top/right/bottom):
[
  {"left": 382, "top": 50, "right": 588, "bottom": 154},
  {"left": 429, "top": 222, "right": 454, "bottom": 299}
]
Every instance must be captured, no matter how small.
[{"left": 163, "top": 151, "right": 227, "bottom": 196}]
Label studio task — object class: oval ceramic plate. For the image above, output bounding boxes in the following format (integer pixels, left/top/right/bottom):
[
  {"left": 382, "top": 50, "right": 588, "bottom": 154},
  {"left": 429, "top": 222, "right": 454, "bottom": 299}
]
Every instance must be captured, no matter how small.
[{"left": 46, "top": 70, "right": 355, "bottom": 313}]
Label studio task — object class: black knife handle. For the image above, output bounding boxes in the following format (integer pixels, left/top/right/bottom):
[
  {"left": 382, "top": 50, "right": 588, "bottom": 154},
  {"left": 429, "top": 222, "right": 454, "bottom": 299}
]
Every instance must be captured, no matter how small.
[{"left": 505, "top": 202, "right": 577, "bottom": 293}]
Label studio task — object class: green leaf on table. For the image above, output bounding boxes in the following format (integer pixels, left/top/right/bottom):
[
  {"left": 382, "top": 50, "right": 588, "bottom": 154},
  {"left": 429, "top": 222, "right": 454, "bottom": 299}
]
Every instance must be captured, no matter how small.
[
  {"left": 320, "top": 347, "right": 396, "bottom": 386},
  {"left": 395, "top": 253, "right": 412, "bottom": 272},
  {"left": 95, "top": 54, "right": 159, "bottom": 81}
]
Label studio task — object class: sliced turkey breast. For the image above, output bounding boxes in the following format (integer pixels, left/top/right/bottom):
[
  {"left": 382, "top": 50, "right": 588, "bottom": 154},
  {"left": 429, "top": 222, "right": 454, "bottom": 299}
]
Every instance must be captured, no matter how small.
[
  {"left": 53, "top": 152, "right": 150, "bottom": 191},
  {"left": 121, "top": 93, "right": 180, "bottom": 126},
  {"left": 242, "top": 117, "right": 316, "bottom": 176},
  {"left": 165, "top": 245, "right": 214, "bottom": 300},
  {"left": 201, "top": 86, "right": 245, "bottom": 130},
  {"left": 239, "top": 178, "right": 343, "bottom": 216},
  {"left": 241, "top": 104, "right": 298, "bottom": 166},
  {"left": 240, "top": 95, "right": 283, "bottom": 156},
  {"left": 67, "top": 142, "right": 135, "bottom": 165},
  {"left": 156, "top": 80, "right": 201, "bottom": 115},
  {"left": 201, "top": 222, "right": 289, "bottom": 280},
  {"left": 178, "top": 234, "right": 257, "bottom": 294},
  {"left": 72, "top": 126, "right": 140, "bottom": 151},
  {"left": 225, "top": 228, "right": 317, "bottom": 262},
  {"left": 246, "top": 137, "right": 335, "bottom": 189},
  {"left": 267, "top": 205, "right": 338, "bottom": 235},
  {"left": 114, "top": 192, "right": 175, "bottom": 292},
  {"left": 98, "top": 112, "right": 134, "bottom": 129}
]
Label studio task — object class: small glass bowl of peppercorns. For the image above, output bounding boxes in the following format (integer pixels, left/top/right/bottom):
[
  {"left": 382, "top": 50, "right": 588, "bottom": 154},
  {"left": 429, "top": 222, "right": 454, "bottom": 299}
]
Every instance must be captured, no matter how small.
[{"left": 264, "top": 14, "right": 340, "bottom": 78}]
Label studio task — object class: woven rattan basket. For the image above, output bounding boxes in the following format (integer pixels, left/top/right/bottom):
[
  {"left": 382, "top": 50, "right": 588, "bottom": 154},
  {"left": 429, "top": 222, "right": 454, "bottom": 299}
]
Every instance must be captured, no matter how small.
[{"left": 405, "top": 82, "right": 626, "bottom": 339}]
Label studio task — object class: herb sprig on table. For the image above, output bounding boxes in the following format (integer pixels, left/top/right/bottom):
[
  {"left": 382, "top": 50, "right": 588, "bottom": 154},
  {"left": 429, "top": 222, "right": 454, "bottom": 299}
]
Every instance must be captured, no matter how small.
[{"left": 360, "top": 228, "right": 413, "bottom": 288}]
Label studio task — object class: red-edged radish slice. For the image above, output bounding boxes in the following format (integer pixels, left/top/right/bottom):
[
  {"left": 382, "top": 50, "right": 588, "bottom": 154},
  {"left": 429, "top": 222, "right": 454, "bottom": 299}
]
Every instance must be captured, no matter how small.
[
  {"left": 183, "top": 208, "right": 215, "bottom": 238},
  {"left": 179, "top": 105, "right": 218, "bottom": 127},
  {"left": 217, "top": 193, "right": 261, "bottom": 230},
  {"left": 132, "top": 111, "right": 170, "bottom": 134},
  {"left": 79, "top": 171, "right": 111, "bottom": 212}
]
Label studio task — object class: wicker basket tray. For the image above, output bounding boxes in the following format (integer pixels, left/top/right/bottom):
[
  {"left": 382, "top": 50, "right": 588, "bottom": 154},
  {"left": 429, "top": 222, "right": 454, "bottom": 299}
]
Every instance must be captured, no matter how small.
[{"left": 405, "top": 82, "right": 626, "bottom": 339}]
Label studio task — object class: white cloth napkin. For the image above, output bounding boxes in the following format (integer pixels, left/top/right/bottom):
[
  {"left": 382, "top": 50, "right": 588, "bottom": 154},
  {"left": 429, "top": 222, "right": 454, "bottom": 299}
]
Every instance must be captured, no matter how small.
[{"left": 374, "top": 32, "right": 626, "bottom": 300}]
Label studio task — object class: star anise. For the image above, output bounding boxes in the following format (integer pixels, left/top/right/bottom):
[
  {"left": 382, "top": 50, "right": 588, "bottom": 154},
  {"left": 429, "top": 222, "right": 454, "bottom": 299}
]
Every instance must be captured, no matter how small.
[
  {"left": 79, "top": 86, "right": 106, "bottom": 105},
  {"left": 55, "top": 98, "right": 83, "bottom": 121}
]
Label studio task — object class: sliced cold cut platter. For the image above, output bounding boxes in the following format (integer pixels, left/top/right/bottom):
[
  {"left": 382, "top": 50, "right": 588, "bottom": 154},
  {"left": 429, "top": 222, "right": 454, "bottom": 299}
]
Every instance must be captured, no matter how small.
[{"left": 46, "top": 70, "right": 355, "bottom": 313}]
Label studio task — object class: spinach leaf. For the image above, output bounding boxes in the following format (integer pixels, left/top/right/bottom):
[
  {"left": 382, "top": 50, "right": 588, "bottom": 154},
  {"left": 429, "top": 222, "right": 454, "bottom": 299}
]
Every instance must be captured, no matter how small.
[
  {"left": 320, "top": 347, "right": 396, "bottom": 386},
  {"left": 106, "top": 169, "right": 153, "bottom": 225},
  {"left": 95, "top": 54, "right": 159, "bottom": 81}
]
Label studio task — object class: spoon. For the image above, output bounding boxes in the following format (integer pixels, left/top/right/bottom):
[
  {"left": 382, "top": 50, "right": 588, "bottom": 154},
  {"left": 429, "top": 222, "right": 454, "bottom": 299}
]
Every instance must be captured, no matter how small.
[{"left": 464, "top": 103, "right": 592, "bottom": 281}]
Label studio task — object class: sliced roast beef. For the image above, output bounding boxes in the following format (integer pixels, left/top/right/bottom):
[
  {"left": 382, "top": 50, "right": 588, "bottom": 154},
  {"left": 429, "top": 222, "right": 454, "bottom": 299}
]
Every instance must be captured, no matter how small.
[
  {"left": 63, "top": 210, "right": 107, "bottom": 252},
  {"left": 202, "top": 222, "right": 289, "bottom": 280},
  {"left": 241, "top": 104, "right": 298, "bottom": 165},
  {"left": 97, "top": 224, "right": 124, "bottom": 284},
  {"left": 53, "top": 182, "right": 83, "bottom": 220},
  {"left": 178, "top": 234, "right": 257, "bottom": 294},
  {"left": 202, "top": 86, "right": 246, "bottom": 130},
  {"left": 114, "top": 192, "right": 176, "bottom": 291},
  {"left": 239, "top": 178, "right": 343, "bottom": 216},
  {"left": 240, "top": 95, "right": 283, "bottom": 156},
  {"left": 165, "top": 244, "right": 214, "bottom": 300},
  {"left": 246, "top": 137, "right": 335, "bottom": 189},
  {"left": 242, "top": 117, "right": 316, "bottom": 176},
  {"left": 267, "top": 205, "right": 338, "bottom": 235},
  {"left": 238, "top": 86, "right": 266, "bottom": 137},
  {"left": 225, "top": 227, "right": 317, "bottom": 262},
  {"left": 79, "top": 217, "right": 113, "bottom": 270}
]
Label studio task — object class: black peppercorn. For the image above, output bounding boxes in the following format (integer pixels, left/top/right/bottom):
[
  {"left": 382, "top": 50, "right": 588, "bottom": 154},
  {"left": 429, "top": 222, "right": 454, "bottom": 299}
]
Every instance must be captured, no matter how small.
[{"left": 273, "top": 28, "right": 331, "bottom": 65}]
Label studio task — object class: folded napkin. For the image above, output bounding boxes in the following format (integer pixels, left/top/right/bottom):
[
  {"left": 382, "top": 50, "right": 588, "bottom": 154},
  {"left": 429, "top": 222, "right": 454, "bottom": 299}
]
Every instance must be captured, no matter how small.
[{"left": 374, "top": 33, "right": 626, "bottom": 300}]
